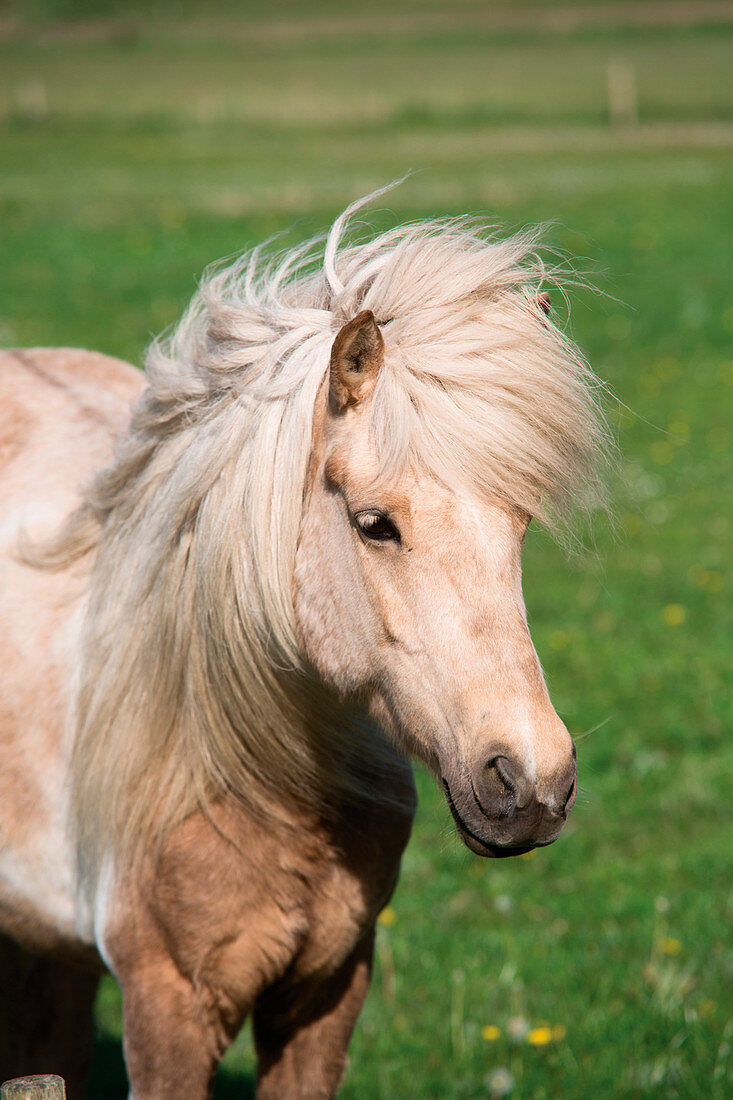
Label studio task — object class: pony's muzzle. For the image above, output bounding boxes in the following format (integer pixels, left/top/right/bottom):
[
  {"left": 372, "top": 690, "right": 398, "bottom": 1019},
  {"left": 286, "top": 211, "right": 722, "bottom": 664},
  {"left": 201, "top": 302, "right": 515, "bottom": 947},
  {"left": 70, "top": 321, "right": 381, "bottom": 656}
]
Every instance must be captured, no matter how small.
[{"left": 443, "top": 745, "right": 577, "bottom": 858}]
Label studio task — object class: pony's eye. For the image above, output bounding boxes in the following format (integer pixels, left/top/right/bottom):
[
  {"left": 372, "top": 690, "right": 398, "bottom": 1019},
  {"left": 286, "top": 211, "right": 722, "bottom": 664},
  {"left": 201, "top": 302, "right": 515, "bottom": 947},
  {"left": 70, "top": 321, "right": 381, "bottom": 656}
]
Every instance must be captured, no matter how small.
[{"left": 355, "top": 511, "right": 401, "bottom": 543}]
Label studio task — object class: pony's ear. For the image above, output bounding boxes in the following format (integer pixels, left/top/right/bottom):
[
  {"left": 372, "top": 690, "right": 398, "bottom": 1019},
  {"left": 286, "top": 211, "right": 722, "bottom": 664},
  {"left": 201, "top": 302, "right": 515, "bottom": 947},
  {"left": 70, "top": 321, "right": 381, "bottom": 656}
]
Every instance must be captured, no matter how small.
[{"left": 329, "top": 310, "right": 385, "bottom": 412}]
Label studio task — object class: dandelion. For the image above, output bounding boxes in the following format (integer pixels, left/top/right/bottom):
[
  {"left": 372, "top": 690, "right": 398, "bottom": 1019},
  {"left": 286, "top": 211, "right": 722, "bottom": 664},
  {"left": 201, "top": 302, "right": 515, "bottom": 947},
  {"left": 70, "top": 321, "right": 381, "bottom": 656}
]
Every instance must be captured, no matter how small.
[
  {"left": 482, "top": 1025, "right": 502, "bottom": 1041},
  {"left": 660, "top": 936, "right": 683, "bottom": 956},
  {"left": 507, "top": 1015, "right": 529, "bottom": 1042},
  {"left": 378, "top": 906, "right": 397, "bottom": 927},
  {"left": 493, "top": 894, "right": 513, "bottom": 915},
  {"left": 527, "top": 1026, "right": 553, "bottom": 1046},
  {"left": 663, "top": 604, "right": 686, "bottom": 626},
  {"left": 486, "top": 1067, "right": 514, "bottom": 1096}
]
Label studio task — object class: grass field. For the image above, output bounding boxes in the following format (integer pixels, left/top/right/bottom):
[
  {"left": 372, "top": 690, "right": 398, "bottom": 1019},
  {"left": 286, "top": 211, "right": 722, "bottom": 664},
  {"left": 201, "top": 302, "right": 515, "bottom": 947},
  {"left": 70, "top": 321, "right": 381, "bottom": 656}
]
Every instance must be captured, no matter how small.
[{"left": 1, "top": 2, "right": 732, "bottom": 1097}]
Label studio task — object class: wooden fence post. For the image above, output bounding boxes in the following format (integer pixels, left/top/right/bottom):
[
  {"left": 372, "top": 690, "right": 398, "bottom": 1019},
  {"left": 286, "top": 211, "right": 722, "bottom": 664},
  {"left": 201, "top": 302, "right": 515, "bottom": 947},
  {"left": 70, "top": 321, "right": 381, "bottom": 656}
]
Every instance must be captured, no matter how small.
[
  {"left": 607, "top": 58, "right": 638, "bottom": 129},
  {"left": 0, "top": 1077, "right": 66, "bottom": 1100}
]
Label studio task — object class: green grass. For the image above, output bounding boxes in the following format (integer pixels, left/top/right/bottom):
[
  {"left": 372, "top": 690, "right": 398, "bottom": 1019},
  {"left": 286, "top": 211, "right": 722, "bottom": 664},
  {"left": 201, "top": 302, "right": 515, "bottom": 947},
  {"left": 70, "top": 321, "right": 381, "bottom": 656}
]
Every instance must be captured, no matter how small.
[{"left": 1, "top": 3, "right": 731, "bottom": 1097}]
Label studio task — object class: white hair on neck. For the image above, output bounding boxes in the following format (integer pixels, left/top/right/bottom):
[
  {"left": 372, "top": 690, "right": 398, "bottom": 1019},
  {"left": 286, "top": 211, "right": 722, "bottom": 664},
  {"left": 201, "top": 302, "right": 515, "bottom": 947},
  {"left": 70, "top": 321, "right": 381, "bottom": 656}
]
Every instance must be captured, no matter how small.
[{"left": 39, "top": 189, "right": 611, "bottom": 888}]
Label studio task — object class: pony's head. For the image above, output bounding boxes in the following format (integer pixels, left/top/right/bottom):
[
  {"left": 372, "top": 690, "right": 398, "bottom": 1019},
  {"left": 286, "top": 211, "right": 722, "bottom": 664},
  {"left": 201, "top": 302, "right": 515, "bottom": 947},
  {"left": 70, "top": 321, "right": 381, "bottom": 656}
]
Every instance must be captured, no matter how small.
[
  {"left": 289, "top": 198, "right": 610, "bottom": 857},
  {"left": 295, "top": 317, "right": 573, "bottom": 856}
]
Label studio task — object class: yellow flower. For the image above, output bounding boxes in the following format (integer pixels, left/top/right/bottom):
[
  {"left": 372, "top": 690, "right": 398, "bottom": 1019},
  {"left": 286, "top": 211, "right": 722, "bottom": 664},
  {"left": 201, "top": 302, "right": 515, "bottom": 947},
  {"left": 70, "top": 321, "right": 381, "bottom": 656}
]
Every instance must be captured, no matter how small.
[
  {"left": 660, "top": 936, "right": 683, "bottom": 956},
  {"left": 663, "top": 604, "right": 686, "bottom": 626},
  {"left": 527, "top": 1026, "right": 553, "bottom": 1046},
  {"left": 378, "top": 906, "right": 397, "bottom": 927},
  {"left": 482, "top": 1025, "right": 502, "bottom": 1041}
]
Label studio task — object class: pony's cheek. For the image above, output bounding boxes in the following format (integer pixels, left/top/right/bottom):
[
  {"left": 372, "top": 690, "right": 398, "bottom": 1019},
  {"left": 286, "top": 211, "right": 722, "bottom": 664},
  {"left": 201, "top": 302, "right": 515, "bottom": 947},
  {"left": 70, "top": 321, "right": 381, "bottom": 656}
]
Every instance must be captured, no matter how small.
[{"left": 293, "top": 508, "right": 376, "bottom": 695}]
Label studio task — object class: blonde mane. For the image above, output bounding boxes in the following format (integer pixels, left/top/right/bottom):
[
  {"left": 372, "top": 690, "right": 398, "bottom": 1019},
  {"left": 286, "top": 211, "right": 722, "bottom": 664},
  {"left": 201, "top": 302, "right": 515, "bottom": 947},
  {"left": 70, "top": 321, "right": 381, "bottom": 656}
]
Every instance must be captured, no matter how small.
[{"left": 44, "top": 192, "right": 611, "bottom": 887}]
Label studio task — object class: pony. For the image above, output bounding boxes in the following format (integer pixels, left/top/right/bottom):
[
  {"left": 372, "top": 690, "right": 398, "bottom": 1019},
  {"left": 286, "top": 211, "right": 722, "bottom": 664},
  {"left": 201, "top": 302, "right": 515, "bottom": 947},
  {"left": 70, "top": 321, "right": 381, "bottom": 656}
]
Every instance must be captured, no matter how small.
[{"left": 0, "top": 190, "right": 610, "bottom": 1097}]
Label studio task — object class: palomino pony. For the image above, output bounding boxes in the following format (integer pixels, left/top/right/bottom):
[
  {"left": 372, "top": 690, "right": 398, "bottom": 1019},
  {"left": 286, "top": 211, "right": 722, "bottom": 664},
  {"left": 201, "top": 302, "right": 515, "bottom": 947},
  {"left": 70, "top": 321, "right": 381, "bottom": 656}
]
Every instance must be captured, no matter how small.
[{"left": 0, "top": 193, "right": 609, "bottom": 1097}]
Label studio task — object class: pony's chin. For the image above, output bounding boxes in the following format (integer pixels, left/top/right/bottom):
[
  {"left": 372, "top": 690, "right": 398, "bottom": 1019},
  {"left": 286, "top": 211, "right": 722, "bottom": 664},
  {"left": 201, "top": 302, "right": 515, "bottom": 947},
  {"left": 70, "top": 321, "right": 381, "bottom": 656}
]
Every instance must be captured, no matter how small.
[
  {"left": 455, "top": 823, "right": 536, "bottom": 859},
  {"left": 442, "top": 777, "right": 543, "bottom": 859}
]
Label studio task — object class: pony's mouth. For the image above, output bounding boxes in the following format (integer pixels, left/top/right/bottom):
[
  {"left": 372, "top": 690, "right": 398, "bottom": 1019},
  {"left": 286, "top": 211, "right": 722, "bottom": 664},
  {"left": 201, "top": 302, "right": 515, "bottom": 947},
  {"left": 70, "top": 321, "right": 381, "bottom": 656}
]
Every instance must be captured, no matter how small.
[{"left": 441, "top": 779, "right": 536, "bottom": 859}]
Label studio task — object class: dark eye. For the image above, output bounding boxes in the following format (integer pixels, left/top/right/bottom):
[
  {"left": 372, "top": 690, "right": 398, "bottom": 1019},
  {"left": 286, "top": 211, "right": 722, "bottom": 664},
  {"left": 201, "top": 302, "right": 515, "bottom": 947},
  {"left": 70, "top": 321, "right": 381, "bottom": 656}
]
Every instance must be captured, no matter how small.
[{"left": 355, "top": 511, "right": 401, "bottom": 543}]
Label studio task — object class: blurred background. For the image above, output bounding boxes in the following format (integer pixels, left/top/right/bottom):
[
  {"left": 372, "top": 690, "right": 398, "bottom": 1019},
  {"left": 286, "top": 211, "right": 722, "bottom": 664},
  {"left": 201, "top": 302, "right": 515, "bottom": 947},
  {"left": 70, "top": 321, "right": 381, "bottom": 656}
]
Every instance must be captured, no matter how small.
[{"left": 1, "top": 1, "right": 731, "bottom": 1096}]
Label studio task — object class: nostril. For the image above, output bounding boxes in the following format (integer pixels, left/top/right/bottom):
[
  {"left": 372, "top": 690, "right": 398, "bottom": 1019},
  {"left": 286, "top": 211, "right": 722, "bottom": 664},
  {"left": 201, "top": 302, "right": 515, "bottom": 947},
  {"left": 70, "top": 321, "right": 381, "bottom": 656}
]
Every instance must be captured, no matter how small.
[
  {"left": 489, "top": 755, "right": 516, "bottom": 796},
  {"left": 474, "top": 755, "right": 518, "bottom": 820},
  {"left": 562, "top": 775, "right": 577, "bottom": 813}
]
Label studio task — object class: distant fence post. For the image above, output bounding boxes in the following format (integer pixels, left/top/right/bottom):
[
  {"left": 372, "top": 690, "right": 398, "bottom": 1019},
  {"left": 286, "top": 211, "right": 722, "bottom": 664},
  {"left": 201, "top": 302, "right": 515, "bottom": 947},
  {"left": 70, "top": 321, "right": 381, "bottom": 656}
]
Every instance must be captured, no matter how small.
[
  {"left": 0, "top": 1077, "right": 66, "bottom": 1100},
  {"left": 607, "top": 58, "right": 638, "bottom": 129}
]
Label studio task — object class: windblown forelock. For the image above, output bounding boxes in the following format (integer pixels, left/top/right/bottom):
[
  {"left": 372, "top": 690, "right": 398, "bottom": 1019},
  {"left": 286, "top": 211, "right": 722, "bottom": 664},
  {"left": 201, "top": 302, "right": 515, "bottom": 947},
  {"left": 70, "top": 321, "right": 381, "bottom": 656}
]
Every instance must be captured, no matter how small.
[
  {"left": 337, "top": 231, "right": 610, "bottom": 529},
  {"left": 172, "top": 212, "right": 609, "bottom": 534},
  {"left": 369, "top": 291, "right": 609, "bottom": 528}
]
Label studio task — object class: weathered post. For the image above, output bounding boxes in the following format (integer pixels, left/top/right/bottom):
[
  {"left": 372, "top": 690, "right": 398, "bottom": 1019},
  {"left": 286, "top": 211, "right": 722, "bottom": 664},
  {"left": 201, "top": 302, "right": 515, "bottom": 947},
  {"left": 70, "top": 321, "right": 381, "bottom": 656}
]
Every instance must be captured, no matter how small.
[
  {"left": 0, "top": 1077, "right": 66, "bottom": 1100},
  {"left": 607, "top": 58, "right": 638, "bottom": 129}
]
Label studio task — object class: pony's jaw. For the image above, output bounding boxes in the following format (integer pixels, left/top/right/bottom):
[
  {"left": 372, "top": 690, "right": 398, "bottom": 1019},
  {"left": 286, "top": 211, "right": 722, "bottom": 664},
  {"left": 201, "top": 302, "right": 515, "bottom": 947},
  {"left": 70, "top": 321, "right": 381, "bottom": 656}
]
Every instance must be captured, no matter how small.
[{"left": 294, "top": 417, "right": 576, "bottom": 858}]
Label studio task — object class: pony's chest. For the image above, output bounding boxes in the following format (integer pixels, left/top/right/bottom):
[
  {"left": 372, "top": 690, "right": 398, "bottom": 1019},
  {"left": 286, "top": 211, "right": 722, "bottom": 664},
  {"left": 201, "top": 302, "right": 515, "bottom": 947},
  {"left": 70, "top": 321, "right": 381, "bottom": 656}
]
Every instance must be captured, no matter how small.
[
  {"left": 102, "top": 809, "right": 386, "bottom": 1002},
  {"left": 290, "top": 859, "right": 380, "bottom": 976}
]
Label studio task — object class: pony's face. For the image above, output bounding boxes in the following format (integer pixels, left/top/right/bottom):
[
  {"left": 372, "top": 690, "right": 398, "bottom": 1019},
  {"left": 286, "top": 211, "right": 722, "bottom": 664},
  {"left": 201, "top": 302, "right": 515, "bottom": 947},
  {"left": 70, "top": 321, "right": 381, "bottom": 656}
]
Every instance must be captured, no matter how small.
[{"left": 294, "top": 312, "right": 576, "bottom": 857}]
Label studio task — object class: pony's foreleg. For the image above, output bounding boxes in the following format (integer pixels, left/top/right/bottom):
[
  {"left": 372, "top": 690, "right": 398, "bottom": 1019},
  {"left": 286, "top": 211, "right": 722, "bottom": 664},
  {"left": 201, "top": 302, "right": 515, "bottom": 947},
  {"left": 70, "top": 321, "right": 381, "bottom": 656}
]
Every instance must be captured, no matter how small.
[
  {"left": 121, "top": 959, "right": 238, "bottom": 1100},
  {"left": 0, "top": 933, "right": 99, "bottom": 1092},
  {"left": 252, "top": 930, "right": 375, "bottom": 1100}
]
